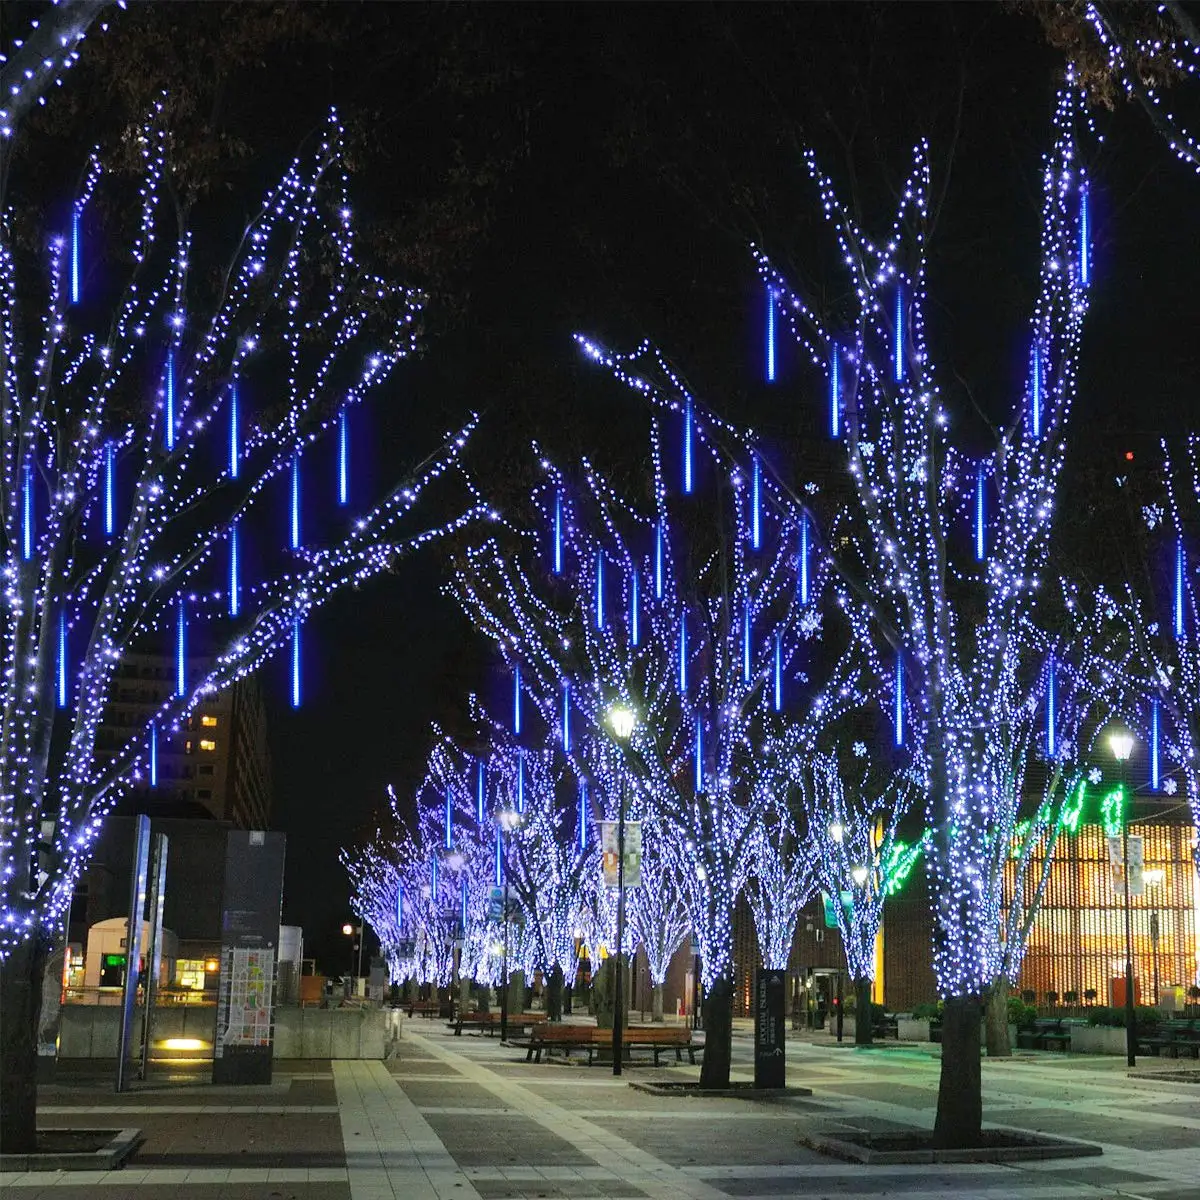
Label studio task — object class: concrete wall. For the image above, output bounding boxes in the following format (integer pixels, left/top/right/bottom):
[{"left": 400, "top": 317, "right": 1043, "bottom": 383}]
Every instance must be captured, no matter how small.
[
  {"left": 59, "top": 1004, "right": 217, "bottom": 1058},
  {"left": 1069, "top": 1024, "right": 1127, "bottom": 1055},
  {"left": 58, "top": 1004, "right": 393, "bottom": 1060}
]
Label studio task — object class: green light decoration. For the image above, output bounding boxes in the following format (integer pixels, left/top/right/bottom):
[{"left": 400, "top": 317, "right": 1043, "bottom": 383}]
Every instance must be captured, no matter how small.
[
  {"left": 1100, "top": 786, "right": 1126, "bottom": 839},
  {"left": 881, "top": 833, "right": 928, "bottom": 896},
  {"left": 1057, "top": 779, "right": 1088, "bottom": 835},
  {"left": 1009, "top": 819, "right": 1033, "bottom": 858}
]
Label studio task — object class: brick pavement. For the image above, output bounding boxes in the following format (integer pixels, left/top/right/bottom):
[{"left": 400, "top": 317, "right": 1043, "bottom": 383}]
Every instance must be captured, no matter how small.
[{"left": 1, "top": 1025, "right": 1197, "bottom": 1199}]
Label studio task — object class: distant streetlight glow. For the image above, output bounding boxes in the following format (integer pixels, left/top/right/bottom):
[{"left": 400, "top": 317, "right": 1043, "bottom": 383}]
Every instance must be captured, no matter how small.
[
  {"left": 607, "top": 703, "right": 636, "bottom": 741},
  {"left": 1109, "top": 729, "right": 1135, "bottom": 762}
]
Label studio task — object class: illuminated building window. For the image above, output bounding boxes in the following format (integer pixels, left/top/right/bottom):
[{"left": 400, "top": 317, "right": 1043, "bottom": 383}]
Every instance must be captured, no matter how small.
[
  {"left": 201, "top": 715, "right": 218, "bottom": 727},
  {"left": 199, "top": 739, "right": 216, "bottom": 751}
]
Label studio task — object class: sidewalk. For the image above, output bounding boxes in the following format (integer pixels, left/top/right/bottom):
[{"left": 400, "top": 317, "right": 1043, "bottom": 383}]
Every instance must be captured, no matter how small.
[{"left": 1, "top": 1023, "right": 1197, "bottom": 1199}]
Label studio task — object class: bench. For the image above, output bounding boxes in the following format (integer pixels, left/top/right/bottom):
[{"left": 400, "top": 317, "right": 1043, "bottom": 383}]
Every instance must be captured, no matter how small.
[
  {"left": 406, "top": 999, "right": 444, "bottom": 1018},
  {"left": 450, "top": 1010, "right": 548, "bottom": 1037},
  {"left": 872, "top": 1014, "right": 900, "bottom": 1040},
  {"left": 1016, "top": 1018, "right": 1071, "bottom": 1051},
  {"left": 1138, "top": 1019, "right": 1200, "bottom": 1059},
  {"left": 519, "top": 1023, "right": 697, "bottom": 1066}
]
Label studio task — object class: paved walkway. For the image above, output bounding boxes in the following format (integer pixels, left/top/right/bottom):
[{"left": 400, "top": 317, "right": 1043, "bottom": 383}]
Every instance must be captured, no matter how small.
[{"left": 2, "top": 1023, "right": 1198, "bottom": 1199}]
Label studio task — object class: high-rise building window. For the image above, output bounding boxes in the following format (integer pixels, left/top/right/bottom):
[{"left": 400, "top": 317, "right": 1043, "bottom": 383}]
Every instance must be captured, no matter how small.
[
  {"left": 199, "top": 739, "right": 216, "bottom": 752},
  {"left": 201, "top": 715, "right": 218, "bottom": 727}
]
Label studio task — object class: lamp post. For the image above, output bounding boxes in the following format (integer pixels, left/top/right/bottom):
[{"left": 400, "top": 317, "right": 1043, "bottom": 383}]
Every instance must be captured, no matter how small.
[
  {"left": 341, "top": 922, "right": 361, "bottom": 996},
  {"left": 606, "top": 702, "right": 636, "bottom": 1077},
  {"left": 1109, "top": 728, "right": 1136, "bottom": 1068},
  {"left": 498, "top": 807, "right": 522, "bottom": 1042}
]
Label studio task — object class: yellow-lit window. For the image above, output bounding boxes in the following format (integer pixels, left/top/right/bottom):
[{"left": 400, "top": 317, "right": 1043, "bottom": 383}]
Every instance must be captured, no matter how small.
[
  {"left": 199, "top": 739, "right": 216, "bottom": 752},
  {"left": 200, "top": 715, "right": 218, "bottom": 727},
  {"left": 176, "top": 959, "right": 207, "bottom": 989}
]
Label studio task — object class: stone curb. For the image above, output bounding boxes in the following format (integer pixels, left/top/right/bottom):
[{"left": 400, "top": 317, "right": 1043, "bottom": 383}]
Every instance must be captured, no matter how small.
[
  {"left": 0, "top": 1127, "right": 142, "bottom": 1173},
  {"left": 629, "top": 1081, "right": 813, "bottom": 1098},
  {"left": 797, "top": 1127, "right": 1103, "bottom": 1165}
]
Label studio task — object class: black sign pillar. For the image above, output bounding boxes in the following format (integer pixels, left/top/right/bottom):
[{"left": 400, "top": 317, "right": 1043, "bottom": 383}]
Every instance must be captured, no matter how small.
[
  {"left": 754, "top": 967, "right": 786, "bottom": 1089},
  {"left": 212, "top": 831, "right": 286, "bottom": 1085}
]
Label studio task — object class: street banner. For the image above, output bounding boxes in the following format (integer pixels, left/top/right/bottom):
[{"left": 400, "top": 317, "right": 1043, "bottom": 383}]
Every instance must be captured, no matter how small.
[
  {"left": 487, "top": 885, "right": 523, "bottom": 925},
  {"left": 821, "top": 890, "right": 855, "bottom": 928},
  {"left": 1128, "top": 835, "right": 1145, "bottom": 897},
  {"left": 600, "top": 820, "right": 642, "bottom": 889},
  {"left": 213, "top": 830, "right": 286, "bottom": 1086},
  {"left": 1107, "top": 834, "right": 1146, "bottom": 897}
]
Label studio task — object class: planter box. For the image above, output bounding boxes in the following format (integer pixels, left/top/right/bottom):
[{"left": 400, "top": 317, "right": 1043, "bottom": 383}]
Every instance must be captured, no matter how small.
[
  {"left": 897, "top": 1016, "right": 931, "bottom": 1041},
  {"left": 1070, "top": 1024, "right": 1128, "bottom": 1055}
]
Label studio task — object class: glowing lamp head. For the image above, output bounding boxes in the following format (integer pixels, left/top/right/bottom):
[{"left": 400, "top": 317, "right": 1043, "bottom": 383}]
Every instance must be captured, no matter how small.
[
  {"left": 341, "top": 923, "right": 353, "bottom": 936},
  {"left": 828, "top": 822, "right": 845, "bottom": 843},
  {"left": 204, "top": 959, "right": 219, "bottom": 973},
  {"left": 500, "top": 808, "right": 522, "bottom": 831},
  {"left": 1109, "top": 730, "right": 1135, "bottom": 763},
  {"left": 851, "top": 865, "right": 869, "bottom": 886},
  {"left": 607, "top": 703, "right": 636, "bottom": 741}
]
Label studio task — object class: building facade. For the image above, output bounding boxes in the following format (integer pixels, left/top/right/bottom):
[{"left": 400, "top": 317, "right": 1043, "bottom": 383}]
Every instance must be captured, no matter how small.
[
  {"left": 725, "top": 815, "right": 1199, "bottom": 1015},
  {"left": 94, "top": 651, "right": 272, "bottom": 829}
]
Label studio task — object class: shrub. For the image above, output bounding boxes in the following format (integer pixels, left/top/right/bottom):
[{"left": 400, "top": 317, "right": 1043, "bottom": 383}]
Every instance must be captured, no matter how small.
[
  {"left": 911, "top": 1001, "right": 941, "bottom": 1021},
  {"left": 1063, "top": 991, "right": 1079, "bottom": 1005},
  {"left": 1008, "top": 996, "right": 1037, "bottom": 1026},
  {"left": 1021, "top": 990, "right": 1036, "bottom": 1005},
  {"left": 1085, "top": 1005, "right": 1162, "bottom": 1028}
]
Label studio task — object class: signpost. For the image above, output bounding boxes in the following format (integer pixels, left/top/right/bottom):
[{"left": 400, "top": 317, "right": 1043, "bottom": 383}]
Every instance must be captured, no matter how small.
[
  {"left": 213, "top": 831, "right": 286, "bottom": 1085},
  {"left": 753, "top": 968, "right": 786, "bottom": 1089}
]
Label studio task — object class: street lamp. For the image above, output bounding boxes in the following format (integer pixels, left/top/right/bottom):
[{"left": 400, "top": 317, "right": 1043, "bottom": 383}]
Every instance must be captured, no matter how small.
[
  {"left": 1109, "top": 727, "right": 1136, "bottom": 1068},
  {"left": 498, "top": 806, "right": 522, "bottom": 1042},
  {"left": 606, "top": 702, "right": 636, "bottom": 1076},
  {"left": 341, "top": 922, "right": 363, "bottom": 990}
]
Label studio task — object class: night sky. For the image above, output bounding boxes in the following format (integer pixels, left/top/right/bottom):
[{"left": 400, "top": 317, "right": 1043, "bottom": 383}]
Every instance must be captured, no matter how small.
[{"left": 16, "top": 2, "right": 1200, "bottom": 974}]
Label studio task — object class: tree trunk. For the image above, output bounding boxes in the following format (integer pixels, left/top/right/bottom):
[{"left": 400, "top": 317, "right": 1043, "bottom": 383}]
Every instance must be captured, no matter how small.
[
  {"left": 854, "top": 976, "right": 873, "bottom": 1045},
  {"left": 698, "top": 975, "right": 733, "bottom": 1089},
  {"left": 984, "top": 976, "right": 1012, "bottom": 1058},
  {"left": 651, "top": 982, "right": 664, "bottom": 1022},
  {"left": 1, "top": 934, "right": 49, "bottom": 1154},
  {"left": 546, "top": 964, "right": 564, "bottom": 1022},
  {"left": 933, "top": 994, "right": 982, "bottom": 1149}
]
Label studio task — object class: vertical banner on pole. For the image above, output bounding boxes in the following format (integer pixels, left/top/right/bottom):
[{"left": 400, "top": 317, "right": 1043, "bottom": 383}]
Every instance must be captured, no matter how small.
[
  {"left": 116, "top": 814, "right": 151, "bottom": 1093},
  {"left": 139, "top": 833, "right": 169, "bottom": 1080},
  {"left": 753, "top": 968, "right": 786, "bottom": 1089},
  {"left": 1107, "top": 835, "right": 1145, "bottom": 896},
  {"left": 600, "top": 821, "right": 641, "bottom": 889},
  {"left": 213, "top": 831, "right": 287, "bottom": 1085}
]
